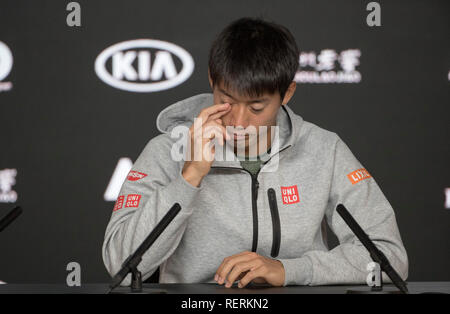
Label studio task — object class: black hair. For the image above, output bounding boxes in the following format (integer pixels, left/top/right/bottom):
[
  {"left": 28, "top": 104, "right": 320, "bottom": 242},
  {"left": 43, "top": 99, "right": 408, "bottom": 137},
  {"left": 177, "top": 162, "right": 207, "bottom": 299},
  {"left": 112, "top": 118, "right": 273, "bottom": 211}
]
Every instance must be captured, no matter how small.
[{"left": 208, "top": 17, "right": 299, "bottom": 101}]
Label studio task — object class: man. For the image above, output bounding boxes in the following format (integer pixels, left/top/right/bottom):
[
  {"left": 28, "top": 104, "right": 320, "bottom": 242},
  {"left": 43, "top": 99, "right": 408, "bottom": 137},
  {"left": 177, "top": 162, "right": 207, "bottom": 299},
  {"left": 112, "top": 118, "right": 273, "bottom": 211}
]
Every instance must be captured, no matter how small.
[{"left": 102, "top": 17, "right": 408, "bottom": 288}]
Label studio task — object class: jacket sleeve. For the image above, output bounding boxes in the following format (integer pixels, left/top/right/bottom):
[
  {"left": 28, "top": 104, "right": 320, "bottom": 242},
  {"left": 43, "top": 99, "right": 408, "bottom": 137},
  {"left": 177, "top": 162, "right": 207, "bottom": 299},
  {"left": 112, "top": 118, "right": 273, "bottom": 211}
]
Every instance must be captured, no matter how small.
[
  {"left": 102, "top": 135, "right": 202, "bottom": 285},
  {"left": 278, "top": 136, "right": 408, "bottom": 286}
]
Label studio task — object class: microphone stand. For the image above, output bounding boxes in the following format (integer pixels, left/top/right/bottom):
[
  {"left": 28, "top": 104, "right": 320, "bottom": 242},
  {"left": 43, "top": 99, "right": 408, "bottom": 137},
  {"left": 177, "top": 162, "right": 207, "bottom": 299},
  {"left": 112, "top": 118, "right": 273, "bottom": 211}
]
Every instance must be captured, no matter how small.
[
  {"left": 108, "top": 203, "right": 181, "bottom": 294},
  {"left": 347, "top": 264, "right": 403, "bottom": 294},
  {"left": 0, "top": 206, "right": 22, "bottom": 233},
  {"left": 336, "top": 204, "right": 408, "bottom": 294},
  {"left": 0, "top": 206, "right": 23, "bottom": 284}
]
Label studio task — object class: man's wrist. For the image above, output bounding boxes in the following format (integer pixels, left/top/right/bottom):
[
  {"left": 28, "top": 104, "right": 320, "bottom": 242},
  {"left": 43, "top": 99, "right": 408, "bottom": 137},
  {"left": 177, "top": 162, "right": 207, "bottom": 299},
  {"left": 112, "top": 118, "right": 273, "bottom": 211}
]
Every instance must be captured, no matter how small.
[{"left": 182, "top": 166, "right": 203, "bottom": 187}]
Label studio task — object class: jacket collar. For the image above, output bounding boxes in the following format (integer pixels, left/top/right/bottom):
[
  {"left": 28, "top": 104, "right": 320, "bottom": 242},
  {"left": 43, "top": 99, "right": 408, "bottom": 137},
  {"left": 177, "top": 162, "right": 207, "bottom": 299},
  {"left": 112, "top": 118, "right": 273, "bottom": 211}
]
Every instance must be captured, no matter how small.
[{"left": 211, "top": 104, "right": 300, "bottom": 168}]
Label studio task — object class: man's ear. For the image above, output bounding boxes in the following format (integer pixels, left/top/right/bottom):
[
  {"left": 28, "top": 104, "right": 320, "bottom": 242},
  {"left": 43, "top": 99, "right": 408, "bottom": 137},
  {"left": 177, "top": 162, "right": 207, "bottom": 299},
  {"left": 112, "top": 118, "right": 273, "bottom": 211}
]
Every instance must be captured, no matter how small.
[
  {"left": 281, "top": 81, "right": 297, "bottom": 106},
  {"left": 208, "top": 68, "right": 213, "bottom": 89}
]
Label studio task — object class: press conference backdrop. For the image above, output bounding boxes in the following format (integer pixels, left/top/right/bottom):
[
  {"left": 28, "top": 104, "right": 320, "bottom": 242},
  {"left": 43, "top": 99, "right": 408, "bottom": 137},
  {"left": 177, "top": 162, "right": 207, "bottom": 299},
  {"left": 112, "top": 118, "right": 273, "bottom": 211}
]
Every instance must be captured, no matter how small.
[{"left": 0, "top": 0, "right": 448, "bottom": 283}]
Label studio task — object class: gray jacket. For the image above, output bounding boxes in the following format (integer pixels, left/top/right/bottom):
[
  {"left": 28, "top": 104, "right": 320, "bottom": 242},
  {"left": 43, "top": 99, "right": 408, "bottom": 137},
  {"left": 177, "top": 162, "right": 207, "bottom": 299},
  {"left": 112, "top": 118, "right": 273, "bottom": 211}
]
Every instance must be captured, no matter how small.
[{"left": 102, "top": 93, "right": 408, "bottom": 286}]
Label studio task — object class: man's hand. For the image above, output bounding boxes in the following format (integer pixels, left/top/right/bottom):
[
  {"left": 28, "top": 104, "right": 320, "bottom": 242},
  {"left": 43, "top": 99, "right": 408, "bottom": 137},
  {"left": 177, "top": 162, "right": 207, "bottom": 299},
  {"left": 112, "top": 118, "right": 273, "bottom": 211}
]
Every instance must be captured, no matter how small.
[
  {"left": 214, "top": 251, "right": 285, "bottom": 288},
  {"left": 182, "top": 103, "right": 231, "bottom": 187}
]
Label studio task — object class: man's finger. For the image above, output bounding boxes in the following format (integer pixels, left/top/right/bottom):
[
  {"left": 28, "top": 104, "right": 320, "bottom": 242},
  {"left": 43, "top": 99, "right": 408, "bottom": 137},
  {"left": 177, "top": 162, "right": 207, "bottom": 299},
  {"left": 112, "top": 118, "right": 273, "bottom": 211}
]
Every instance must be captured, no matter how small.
[
  {"left": 225, "top": 260, "right": 262, "bottom": 288},
  {"left": 216, "top": 252, "right": 259, "bottom": 285},
  {"left": 198, "top": 103, "right": 230, "bottom": 124},
  {"left": 203, "top": 140, "right": 216, "bottom": 162},
  {"left": 237, "top": 266, "right": 267, "bottom": 288},
  {"left": 215, "top": 251, "right": 252, "bottom": 281},
  {"left": 192, "top": 115, "right": 229, "bottom": 140},
  {"left": 206, "top": 105, "right": 231, "bottom": 123},
  {"left": 202, "top": 121, "right": 229, "bottom": 142},
  {"left": 203, "top": 123, "right": 227, "bottom": 145}
]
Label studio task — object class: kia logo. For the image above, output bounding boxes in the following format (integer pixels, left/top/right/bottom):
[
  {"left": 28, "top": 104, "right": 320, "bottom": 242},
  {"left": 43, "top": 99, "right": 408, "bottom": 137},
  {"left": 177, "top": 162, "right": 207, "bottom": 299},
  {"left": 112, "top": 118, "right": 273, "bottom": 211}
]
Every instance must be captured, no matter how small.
[
  {"left": 0, "top": 41, "right": 13, "bottom": 81},
  {"left": 95, "top": 39, "right": 194, "bottom": 92}
]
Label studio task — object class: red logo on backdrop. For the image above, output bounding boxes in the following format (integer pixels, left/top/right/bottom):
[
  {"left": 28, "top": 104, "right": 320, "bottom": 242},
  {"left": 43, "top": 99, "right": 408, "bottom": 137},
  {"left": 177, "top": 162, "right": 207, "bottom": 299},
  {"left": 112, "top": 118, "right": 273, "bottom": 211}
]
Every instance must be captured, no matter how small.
[
  {"left": 125, "top": 194, "right": 141, "bottom": 208},
  {"left": 127, "top": 171, "right": 147, "bottom": 181},
  {"left": 113, "top": 195, "right": 124, "bottom": 211},
  {"left": 281, "top": 185, "right": 300, "bottom": 205}
]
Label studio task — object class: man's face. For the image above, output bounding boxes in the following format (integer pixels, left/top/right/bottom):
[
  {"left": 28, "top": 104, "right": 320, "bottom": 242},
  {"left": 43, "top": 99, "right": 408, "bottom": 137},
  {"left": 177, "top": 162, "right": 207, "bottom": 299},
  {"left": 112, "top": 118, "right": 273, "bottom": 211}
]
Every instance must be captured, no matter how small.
[
  {"left": 211, "top": 81, "right": 282, "bottom": 154},
  {"left": 213, "top": 83, "right": 281, "bottom": 130}
]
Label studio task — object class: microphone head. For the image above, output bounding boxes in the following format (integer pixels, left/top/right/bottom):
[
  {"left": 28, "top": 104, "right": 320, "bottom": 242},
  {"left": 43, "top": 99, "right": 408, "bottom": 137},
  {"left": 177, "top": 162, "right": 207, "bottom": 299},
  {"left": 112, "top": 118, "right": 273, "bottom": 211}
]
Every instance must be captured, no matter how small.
[{"left": 336, "top": 203, "right": 347, "bottom": 215}]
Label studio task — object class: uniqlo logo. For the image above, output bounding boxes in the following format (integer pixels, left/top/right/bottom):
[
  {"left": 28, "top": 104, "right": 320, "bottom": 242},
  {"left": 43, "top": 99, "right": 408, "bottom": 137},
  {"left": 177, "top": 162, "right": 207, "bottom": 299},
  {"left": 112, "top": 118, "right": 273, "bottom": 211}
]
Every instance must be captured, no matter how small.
[
  {"left": 347, "top": 168, "right": 372, "bottom": 185},
  {"left": 281, "top": 185, "right": 300, "bottom": 205},
  {"left": 127, "top": 171, "right": 147, "bottom": 181},
  {"left": 113, "top": 195, "right": 124, "bottom": 211},
  {"left": 125, "top": 194, "right": 141, "bottom": 208}
]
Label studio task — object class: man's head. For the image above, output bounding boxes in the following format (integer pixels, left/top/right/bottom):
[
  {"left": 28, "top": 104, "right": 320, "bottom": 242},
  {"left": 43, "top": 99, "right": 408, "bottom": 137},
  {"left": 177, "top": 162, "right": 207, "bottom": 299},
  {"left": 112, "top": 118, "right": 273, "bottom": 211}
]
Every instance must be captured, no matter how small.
[{"left": 207, "top": 17, "right": 298, "bottom": 154}]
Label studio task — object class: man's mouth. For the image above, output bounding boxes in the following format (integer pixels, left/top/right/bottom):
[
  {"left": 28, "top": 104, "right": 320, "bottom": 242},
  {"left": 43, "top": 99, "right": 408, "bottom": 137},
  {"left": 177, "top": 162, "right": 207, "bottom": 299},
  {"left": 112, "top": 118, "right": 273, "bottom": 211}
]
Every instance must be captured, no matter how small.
[
  {"left": 233, "top": 133, "right": 248, "bottom": 141},
  {"left": 225, "top": 127, "right": 258, "bottom": 142}
]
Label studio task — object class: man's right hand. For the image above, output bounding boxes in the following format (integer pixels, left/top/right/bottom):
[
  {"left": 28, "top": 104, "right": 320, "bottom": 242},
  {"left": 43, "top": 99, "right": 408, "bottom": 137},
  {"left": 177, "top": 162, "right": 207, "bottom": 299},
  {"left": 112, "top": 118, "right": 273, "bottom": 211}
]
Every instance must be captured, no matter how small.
[{"left": 182, "top": 103, "right": 231, "bottom": 187}]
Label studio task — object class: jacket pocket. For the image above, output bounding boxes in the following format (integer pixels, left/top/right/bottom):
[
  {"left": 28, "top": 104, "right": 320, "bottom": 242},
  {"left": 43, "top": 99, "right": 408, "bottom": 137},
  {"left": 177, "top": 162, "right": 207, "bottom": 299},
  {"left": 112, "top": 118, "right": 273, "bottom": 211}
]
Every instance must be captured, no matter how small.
[{"left": 268, "top": 188, "right": 281, "bottom": 258}]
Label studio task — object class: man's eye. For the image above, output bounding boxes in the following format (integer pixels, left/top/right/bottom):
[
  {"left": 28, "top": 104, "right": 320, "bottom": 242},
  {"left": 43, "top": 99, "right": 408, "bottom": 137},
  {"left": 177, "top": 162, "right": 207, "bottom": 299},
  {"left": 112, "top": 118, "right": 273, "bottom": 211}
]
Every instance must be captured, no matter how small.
[{"left": 251, "top": 107, "right": 264, "bottom": 113}]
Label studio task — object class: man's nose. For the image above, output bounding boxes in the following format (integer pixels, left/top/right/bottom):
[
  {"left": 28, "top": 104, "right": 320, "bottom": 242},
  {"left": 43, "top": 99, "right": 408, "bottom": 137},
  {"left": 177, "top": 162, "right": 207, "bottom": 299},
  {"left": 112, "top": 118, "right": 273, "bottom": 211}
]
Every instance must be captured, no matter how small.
[{"left": 229, "top": 104, "right": 248, "bottom": 128}]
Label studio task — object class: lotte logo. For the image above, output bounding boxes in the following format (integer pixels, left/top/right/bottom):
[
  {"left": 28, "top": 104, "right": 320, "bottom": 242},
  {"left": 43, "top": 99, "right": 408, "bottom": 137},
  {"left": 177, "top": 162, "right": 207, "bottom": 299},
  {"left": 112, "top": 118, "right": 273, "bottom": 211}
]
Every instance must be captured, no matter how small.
[{"left": 95, "top": 39, "right": 194, "bottom": 92}]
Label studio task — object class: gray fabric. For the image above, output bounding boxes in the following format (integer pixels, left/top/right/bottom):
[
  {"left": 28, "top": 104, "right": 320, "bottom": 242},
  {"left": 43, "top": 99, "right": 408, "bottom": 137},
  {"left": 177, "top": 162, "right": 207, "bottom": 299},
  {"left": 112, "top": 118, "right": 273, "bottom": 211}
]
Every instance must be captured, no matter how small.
[{"left": 102, "top": 93, "right": 408, "bottom": 286}]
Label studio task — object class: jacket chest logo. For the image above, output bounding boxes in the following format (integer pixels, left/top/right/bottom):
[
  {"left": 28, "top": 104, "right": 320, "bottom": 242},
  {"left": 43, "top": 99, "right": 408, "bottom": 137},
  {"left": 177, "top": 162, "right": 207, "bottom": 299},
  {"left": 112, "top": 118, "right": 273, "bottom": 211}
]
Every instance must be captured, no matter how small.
[{"left": 280, "top": 185, "right": 300, "bottom": 205}]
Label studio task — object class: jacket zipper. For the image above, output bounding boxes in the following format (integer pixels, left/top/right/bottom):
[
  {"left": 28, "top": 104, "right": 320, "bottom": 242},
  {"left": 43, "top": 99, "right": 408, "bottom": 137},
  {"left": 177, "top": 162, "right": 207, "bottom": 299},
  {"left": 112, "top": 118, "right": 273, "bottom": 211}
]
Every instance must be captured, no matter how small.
[
  {"left": 250, "top": 171, "right": 260, "bottom": 252},
  {"left": 210, "top": 166, "right": 260, "bottom": 252},
  {"left": 210, "top": 144, "right": 291, "bottom": 254}
]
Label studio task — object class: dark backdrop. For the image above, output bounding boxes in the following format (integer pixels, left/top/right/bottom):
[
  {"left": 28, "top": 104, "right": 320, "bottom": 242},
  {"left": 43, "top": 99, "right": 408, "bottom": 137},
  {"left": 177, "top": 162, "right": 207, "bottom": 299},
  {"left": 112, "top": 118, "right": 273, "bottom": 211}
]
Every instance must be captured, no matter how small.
[{"left": 0, "top": 0, "right": 448, "bottom": 283}]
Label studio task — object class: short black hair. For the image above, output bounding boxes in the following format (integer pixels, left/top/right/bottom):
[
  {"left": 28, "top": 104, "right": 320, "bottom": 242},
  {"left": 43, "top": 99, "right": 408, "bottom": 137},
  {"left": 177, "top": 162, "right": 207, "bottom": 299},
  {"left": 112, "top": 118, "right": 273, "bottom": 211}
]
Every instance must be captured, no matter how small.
[{"left": 208, "top": 17, "right": 299, "bottom": 101}]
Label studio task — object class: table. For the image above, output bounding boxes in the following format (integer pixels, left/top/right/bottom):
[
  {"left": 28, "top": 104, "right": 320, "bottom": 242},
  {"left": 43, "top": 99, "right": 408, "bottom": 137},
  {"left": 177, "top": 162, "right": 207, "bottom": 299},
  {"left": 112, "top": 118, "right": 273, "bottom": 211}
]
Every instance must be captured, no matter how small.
[{"left": 0, "top": 282, "right": 448, "bottom": 294}]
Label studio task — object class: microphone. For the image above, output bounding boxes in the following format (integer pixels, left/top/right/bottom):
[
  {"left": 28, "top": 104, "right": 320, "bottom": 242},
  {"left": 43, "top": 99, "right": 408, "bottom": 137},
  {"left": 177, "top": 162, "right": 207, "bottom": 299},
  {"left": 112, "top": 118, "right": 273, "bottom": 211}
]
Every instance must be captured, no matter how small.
[
  {"left": 109, "top": 202, "right": 182, "bottom": 294},
  {"left": 0, "top": 206, "right": 22, "bottom": 233},
  {"left": 336, "top": 204, "right": 408, "bottom": 294}
]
